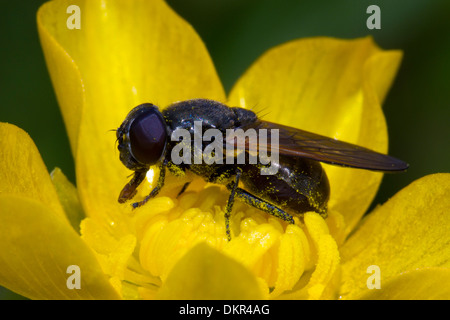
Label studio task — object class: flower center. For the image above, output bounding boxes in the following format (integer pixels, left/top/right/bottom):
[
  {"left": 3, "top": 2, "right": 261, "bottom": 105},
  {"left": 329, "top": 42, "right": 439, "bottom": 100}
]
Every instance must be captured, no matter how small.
[{"left": 81, "top": 179, "right": 342, "bottom": 299}]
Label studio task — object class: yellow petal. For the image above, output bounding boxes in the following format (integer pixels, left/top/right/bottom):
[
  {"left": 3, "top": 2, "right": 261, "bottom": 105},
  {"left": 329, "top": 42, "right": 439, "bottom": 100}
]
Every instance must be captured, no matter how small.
[
  {"left": 80, "top": 217, "right": 138, "bottom": 298},
  {"left": 228, "top": 37, "right": 402, "bottom": 235},
  {"left": 50, "top": 167, "right": 85, "bottom": 233},
  {"left": 359, "top": 267, "right": 450, "bottom": 300},
  {"left": 339, "top": 173, "right": 450, "bottom": 299},
  {"left": 156, "top": 243, "right": 263, "bottom": 299},
  {"left": 0, "top": 195, "right": 120, "bottom": 299},
  {"left": 0, "top": 123, "right": 67, "bottom": 224},
  {"left": 38, "top": 0, "right": 226, "bottom": 223},
  {"left": 37, "top": 1, "right": 84, "bottom": 155}
]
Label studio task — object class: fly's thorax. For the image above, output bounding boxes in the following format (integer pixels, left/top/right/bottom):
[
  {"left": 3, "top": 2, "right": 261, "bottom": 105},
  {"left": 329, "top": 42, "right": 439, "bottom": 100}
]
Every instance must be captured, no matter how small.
[{"left": 162, "top": 99, "right": 240, "bottom": 133}]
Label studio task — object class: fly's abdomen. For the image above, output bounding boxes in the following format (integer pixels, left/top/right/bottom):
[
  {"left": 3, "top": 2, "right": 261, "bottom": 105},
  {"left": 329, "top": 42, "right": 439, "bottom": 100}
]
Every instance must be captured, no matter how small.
[{"left": 240, "top": 157, "right": 329, "bottom": 215}]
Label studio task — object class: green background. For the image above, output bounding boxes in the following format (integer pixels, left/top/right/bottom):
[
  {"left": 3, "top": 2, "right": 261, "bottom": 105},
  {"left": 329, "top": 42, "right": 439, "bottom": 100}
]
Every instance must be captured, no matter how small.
[{"left": 1, "top": 0, "right": 449, "bottom": 299}]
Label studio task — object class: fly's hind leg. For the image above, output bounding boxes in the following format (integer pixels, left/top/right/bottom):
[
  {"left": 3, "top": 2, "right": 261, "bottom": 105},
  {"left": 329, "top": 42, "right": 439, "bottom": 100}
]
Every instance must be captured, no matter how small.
[
  {"left": 234, "top": 188, "right": 295, "bottom": 225},
  {"left": 224, "top": 168, "right": 294, "bottom": 241}
]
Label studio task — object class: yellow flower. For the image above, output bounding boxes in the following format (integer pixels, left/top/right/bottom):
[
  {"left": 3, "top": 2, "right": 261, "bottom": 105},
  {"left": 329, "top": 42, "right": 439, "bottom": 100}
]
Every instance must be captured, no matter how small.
[{"left": 1, "top": 0, "right": 449, "bottom": 300}]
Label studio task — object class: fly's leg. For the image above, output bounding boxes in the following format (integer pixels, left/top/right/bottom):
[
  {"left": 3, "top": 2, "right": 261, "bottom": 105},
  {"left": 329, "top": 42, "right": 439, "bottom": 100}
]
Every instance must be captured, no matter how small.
[
  {"left": 118, "top": 170, "right": 147, "bottom": 203},
  {"left": 234, "top": 188, "right": 295, "bottom": 225},
  {"left": 224, "top": 168, "right": 294, "bottom": 241},
  {"left": 176, "top": 181, "right": 191, "bottom": 198},
  {"left": 224, "top": 168, "right": 242, "bottom": 241},
  {"left": 132, "top": 160, "right": 167, "bottom": 209}
]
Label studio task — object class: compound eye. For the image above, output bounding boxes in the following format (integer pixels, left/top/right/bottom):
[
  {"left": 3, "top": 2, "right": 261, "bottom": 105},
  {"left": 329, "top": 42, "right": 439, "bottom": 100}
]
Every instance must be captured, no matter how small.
[{"left": 129, "top": 109, "right": 167, "bottom": 165}]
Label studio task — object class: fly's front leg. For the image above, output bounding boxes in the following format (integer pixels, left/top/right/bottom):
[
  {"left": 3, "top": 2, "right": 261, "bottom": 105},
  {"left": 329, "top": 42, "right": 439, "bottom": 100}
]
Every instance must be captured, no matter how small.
[
  {"left": 118, "top": 170, "right": 147, "bottom": 203},
  {"left": 132, "top": 160, "right": 167, "bottom": 209}
]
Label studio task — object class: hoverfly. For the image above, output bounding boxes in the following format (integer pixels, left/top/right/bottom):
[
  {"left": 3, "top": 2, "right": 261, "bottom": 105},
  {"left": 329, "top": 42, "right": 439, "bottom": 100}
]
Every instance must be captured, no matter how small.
[{"left": 116, "top": 99, "right": 408, "bottom": 240}]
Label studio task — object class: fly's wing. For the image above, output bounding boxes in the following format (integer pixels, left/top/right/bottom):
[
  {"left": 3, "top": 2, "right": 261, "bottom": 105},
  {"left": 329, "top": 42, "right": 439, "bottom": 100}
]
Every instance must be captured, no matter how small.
[{"left": 227, "top": 120, "right": 409, "bottom": 172}]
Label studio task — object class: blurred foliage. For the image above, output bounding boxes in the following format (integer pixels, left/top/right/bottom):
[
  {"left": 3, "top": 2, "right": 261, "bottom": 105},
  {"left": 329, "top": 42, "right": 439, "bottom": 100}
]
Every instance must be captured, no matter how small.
[{"left": 0, "top": 0, "right": 449, "bottom": 299}]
